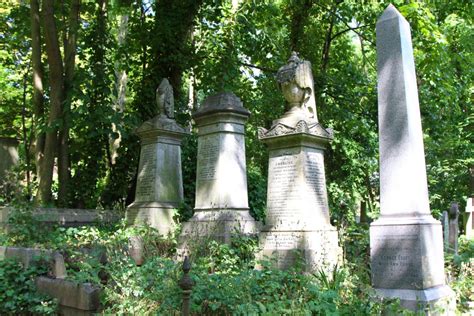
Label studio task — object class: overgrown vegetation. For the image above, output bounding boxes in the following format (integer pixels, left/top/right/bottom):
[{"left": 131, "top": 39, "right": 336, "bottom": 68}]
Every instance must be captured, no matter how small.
[
  {"left": 0, "top": 0, "right": 472, "bottom": 314},
  {"left": 0, "top": 257, "right": 57, "bottom": 314},
  {"left": 2, "top": 204, "right": 473, "bottom": 314}
]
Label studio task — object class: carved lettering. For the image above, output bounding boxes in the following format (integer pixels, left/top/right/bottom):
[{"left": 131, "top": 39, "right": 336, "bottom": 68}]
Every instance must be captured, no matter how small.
[
  {"left": 197, "top": 135, "right": 219, "bottom": 181},
  {"left": 135, "top": 144, "right": 157, "bottom": 201}
]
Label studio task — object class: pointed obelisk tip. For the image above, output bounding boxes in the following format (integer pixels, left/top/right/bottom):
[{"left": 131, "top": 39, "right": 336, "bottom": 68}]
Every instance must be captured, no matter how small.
[{"left": 378, "top": 3, "right": 405, "bottom": 23}]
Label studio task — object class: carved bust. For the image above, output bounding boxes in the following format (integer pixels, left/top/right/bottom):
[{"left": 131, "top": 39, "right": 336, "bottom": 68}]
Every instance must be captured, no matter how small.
[
  {"left": 156, "top": 78, "right": 174, "bottom": 119},
  {"left": 276, "top": 52, "right": 318, "bottom": 123}
]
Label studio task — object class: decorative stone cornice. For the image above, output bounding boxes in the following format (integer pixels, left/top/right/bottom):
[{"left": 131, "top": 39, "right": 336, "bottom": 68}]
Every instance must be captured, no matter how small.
[
  {"left": 258, "top": 120, "right": 333, "bottom": 140},
  {"left": 136, "top": 115, "right": 189, "bottom": 136}
]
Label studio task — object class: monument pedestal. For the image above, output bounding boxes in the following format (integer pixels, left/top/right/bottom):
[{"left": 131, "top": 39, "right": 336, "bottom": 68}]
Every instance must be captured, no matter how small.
[
  {"left": 181, "top": 210, "right": 259, "bottom": 245},
  {"left": 127, "top": 202, "right": 177, "bottom": 236},
  {"left": 258, "top": 121, "right": 342, "bottom": 273},
  {"left": 126, "top": 115, "right": 189, "bottom": 236},
  {"left": 370, "top": 217, "right": 454, "bottom": 310},
  {"left": 179, "top": 93, "right": 259, "bottom": 250}
]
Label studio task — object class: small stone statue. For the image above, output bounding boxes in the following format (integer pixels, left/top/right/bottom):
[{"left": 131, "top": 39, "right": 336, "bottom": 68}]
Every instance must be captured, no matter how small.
[
  {"left": 156, "top": 78, "right": 174, "bottom": 119},
  {"left": 276, "top": 52, "right": 318, "bottom": 123}
]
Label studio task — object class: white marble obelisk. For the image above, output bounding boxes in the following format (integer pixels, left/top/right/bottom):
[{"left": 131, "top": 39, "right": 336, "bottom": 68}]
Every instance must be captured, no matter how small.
[{"left": 370, "top": 5, "right": 453, "bottom": 312}]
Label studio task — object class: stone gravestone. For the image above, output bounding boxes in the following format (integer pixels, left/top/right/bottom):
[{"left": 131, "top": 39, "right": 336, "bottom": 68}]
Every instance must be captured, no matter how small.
[
  {"left": 179, "top": 92, "right": 259, "bottom": 246},
  {"left": 441, "top": 211, "right": 449, "bottom": 250},
  {"left": 465, "top": 197, "right": 473, "bottom": 238},
  {"left": 370, "top": 5, "right": 453, "bottom": 311},
  {"left": 126, "top": 79, "right": 189, "bottom": 236},
  {"left": 0, "top": 137, "right": 19, "bottom": 184},
  {"left": 448, "top": 203, "right": 459, "bottom": 254},
  {"left": 257, "top": 52, "right": 342, "bottom": 273}
]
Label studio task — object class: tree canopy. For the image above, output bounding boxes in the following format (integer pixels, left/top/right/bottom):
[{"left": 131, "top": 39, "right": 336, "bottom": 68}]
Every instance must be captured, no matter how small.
[{"left": 0, "top": 0, "right": 472, "bottom": 224}]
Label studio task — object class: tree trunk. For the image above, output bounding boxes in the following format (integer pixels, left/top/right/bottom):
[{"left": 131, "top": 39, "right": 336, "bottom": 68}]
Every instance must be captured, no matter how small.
[
  {"left": 289, "top": 0, "right": 313, "bottom": 53},
  {"left": 30, "top": 0, "right": 45, "bottom": 183},
  {"left": 37, "top": 0, "right": 65, "bottom": 205},
  {"left": 57, "top": 0, "right": 81, "bottom": 205},
  {"left": 110, "top": 13, "right": 129, "bottom": 165}
]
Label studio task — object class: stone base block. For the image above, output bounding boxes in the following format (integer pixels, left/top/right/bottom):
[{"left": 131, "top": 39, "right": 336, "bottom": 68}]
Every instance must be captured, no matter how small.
[
  {"left": 370, "top": 218, "right": 454, "bottom": 313},
  {"left": 0, "top": 246, "right": 66, "bottom": 278},
  {"left": 375, "top": 285, "right": 455, "bottom": 314},
  {"left": 258, "top": 228, "right": 342, "bottom": 273},
  {"left": 370, "top": 220, "right": 446, "bottom": 290},
  {"left": 179, "top": 209, "right": 260, "bottom": 252},
  {"left": 126, "top": 204, "right": 177, "bottom": 236},
  {"left": 36, "top": 277, "right": 100, "bottom": 312}
]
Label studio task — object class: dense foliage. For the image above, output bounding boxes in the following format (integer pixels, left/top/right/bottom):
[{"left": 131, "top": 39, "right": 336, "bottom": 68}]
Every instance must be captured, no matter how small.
[
  {"left": 0, "top": 0, "right": 472, "bottom": 314},
  {"left": 0, "top": 0, "right": 471, "bottom": 220},
  {"left": 0, "top": 258, "right": 57, "bottom": 314},
  {"left": 1, "top": 206, "right": 473, "bottom": 314}
]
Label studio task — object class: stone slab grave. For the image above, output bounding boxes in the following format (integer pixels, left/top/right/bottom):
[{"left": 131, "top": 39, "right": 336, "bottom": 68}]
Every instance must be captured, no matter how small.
[
  {"left": 179, "top": 92, "right": 259, "bottom": 249},
  {"left": 0, "top": 207, "right": 120, "bottom": 231},
  {"left": 0, "top": 246, "right": 66, "bottom": 278},
  {"left": 36, "top": 277, "right": 101, "bottom": 315},
  {"left": 257, "top": 52, "right": 342, "bottom": 273},
  {"left": 126, "top": 79, "right": 189, "bottom": 236},
  {"left": 0, "top": 246, "right": 101, "bottom": 314},
  {"left": 370, "top": 4, "right": 453, "bottom": 312}
]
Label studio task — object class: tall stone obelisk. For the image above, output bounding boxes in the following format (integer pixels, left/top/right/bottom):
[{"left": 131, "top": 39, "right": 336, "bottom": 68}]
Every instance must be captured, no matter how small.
[{"left": 370, "top": 5, "right": 453, "bottom": 312}]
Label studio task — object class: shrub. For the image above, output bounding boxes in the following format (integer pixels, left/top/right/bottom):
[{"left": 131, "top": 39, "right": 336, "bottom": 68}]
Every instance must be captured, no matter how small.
[{"left": 0, "top": 257, "right": 57, "bottom": 314}]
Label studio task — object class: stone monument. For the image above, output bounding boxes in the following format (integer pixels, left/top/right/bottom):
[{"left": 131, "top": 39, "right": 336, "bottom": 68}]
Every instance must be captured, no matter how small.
[
  {"left": 126, "top": 79, "right": 189, "bottom": 235},
  {"left": 257, "top": 52, "right": 341, "bottom": 273},
  {"left": 465, "top": 197, "right": 473, "bottom": 238},
  {"left": 370, "top": 4, "right": 453, "bottom": 311},
  {"left": 0, "top": 137, "right": 19, "bottom": 184},
  {"left": 179, "top": 92, "right": 259, "bottom": 246},
  {"left": 448, "top": 203, "right": 459, "bottom": 254}
]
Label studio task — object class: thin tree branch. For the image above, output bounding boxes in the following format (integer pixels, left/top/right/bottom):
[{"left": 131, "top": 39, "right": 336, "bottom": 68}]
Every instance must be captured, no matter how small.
[
  {"left": 330, "top": 23, "right": 374, "bottom": 41},
  {"left": 240, "top": 62, "right": 277, "bottom": 74}
]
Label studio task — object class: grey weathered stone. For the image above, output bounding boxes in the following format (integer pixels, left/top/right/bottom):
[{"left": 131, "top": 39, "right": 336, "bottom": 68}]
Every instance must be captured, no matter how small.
[
  {"left": 0, "top": 207, "right": 120, "bottom": 228},
  {"left": 442, "top": 211, "right": 449, "bottom": 249},
  {"left": 126, "top": 79, "right": 189, "bottom": 235},
  {"left": 274, "top": 52, "right": 318, "bottom": 125},
  {"left": 0, "top": 137, "right": 19, "bottom": 186},
  {"left": 448, "top": 203, "right": 459, "bottom": 254},
  {"left": 258, "top": 54, "right": 341, "bottom": 273},
  {"left": 36, "top": 276, "right": 100, "bottom": 312},
  {"left": 465, "top": 197, "right": 473, "bottom": 238},
  {"left": 179, "top": 92, "right": 259, "bottom": 247},
  {"left": 0, "top": 246, "right": 66, "bottom": 278},
  {"left": 370, "top": 4, "right": 453, "bottom": 312}
]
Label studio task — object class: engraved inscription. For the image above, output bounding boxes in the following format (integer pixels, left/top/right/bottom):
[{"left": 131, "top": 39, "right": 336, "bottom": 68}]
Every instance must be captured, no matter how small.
[
  {"left": 135, "top": 144, "right": 157, "bottom": 201},
  {"left": 263, "top": 232, "right": 300, "bottom": 250},
  {"left": 267, "top": 154, "right": 298, "bottom": 222},
  {"left": 371, "top": 234, "right": 421, "bottom": 288},
  {"left": 304, "top": 152, "right": 328, "bottom": 209},
  {"left": 197, "top": 135, "right": 220, "bottom": 180}
]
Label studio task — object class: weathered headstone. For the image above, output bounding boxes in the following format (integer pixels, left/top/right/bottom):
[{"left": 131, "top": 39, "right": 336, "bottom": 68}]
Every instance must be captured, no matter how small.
[
  {"left": 442, "top": 211, "right": 449, "bottom": 249},
  {"left": 126, "top": 79, "right": 189, "bottom": 235},
  {"left": 370, "top": 4, "right": 453, "bottom": 311},
  {"left": 257, "top": 52, "right": 341, "bottom": 273},
  {"left": 465, "top": 197, "right": 473, "bottom": 238},
  {"left": 0, "top": 137, "right": 19, "bottom": 185},
  {"left": 448, "top": 203, "right": 459, "bottom": 254},
  {"left": 179, "top": 92, "right": 259, "bottom": 246}
]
